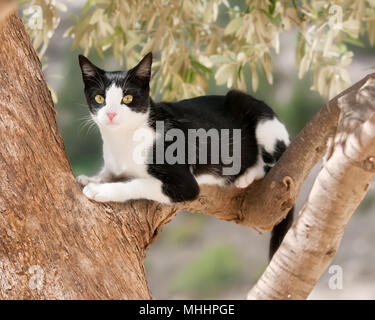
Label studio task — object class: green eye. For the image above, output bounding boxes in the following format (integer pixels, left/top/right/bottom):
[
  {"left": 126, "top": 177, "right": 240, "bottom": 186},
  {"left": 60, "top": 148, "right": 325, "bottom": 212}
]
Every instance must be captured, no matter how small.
[
  {"left": 122, "top": 95, "right": 133, "bottom": 104},
  {"left": 95, "top": 95, "right": 105, "bottom": 104}
]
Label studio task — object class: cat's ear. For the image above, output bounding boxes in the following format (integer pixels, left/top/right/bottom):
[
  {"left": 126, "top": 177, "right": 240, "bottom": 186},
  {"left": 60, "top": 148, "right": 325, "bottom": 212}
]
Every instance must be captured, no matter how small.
[
  {"left": 78, "top": 55, "right": 103, "bottom": 81},
  {"left": 130, "top": 52, "right": 152, "bottom": 85}
]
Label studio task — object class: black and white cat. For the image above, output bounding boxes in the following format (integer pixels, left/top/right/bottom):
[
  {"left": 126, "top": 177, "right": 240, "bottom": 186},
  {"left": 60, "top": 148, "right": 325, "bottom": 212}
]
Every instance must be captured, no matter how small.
[{"left": 77, "top": 53, "right": 293, "bottom": 258}]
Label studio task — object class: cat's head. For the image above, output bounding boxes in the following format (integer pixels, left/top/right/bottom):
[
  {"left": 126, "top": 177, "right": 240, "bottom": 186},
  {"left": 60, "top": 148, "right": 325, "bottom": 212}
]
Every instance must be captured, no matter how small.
[{"left": 78, "top": 53, "right": 152, "bottom": 129}]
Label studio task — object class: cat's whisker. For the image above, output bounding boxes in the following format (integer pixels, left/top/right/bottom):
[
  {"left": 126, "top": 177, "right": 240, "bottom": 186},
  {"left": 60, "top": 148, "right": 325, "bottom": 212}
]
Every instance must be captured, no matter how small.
[
  {"left": 86, "top": 122, "right": 98, "bottom": 135},
  {"left": 76, "top": 103, "right": 89, "bottom": 108},
  {"left": 77, "top": 114, "right": 93, "bottom": 122},
  {"left": 78, "top": 118, "right": 92, "bottom": 128},
  {"left": 78, "top": 115, "right": 98, "bottom": 135}
]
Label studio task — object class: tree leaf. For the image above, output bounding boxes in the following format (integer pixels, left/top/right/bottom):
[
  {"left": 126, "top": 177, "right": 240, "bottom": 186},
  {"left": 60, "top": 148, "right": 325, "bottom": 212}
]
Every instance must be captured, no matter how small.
[{"left": 224, "top": 17, "right": 243, "bottom": 36}]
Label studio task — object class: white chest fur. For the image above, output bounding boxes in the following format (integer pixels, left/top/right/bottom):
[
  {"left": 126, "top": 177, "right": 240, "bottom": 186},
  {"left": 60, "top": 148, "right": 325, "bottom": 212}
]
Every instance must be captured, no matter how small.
[{"left": 101, "top": 121, "right": 155, "bottom": 179}]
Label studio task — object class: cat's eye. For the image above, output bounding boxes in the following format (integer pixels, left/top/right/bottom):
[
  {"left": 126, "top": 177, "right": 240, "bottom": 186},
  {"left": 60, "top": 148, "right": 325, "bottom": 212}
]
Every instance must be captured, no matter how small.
[
  {"left": 122, "top": 95, "right": 133, "bottom": 104},
  {"left": 95, "top": 95, "right": 105, "bottom": 104}
]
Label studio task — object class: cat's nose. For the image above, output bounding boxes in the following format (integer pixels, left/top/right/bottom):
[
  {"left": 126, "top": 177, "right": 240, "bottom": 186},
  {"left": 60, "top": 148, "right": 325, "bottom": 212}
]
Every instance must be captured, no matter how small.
[{"left": 106, "top": 112, "right": 117, "bottom": 121}]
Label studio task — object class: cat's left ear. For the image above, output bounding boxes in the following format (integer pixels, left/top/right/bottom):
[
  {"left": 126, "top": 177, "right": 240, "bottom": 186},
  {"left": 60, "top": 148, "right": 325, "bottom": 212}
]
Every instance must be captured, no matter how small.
[
  {"left": 78, "top": 55, "right": 103, "bottom": 81},
  {"left": 130, "top": 52, "right": 152, "bottom": 85}
]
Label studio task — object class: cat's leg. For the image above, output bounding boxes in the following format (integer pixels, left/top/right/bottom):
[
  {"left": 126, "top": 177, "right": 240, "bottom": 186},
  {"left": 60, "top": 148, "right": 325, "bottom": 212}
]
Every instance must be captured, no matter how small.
[
  {"left": 82, "top": 169, "right": 200, "bottom": 204},
  {"left": 235, "top": 117, "right": 290, "bottom": 189},
  {"left": 76, "top": 168, "right": 113, "bottom": 187},
  {"left": 234, "top": 158, "right": 266, "bottom": 188},
  {"left": 83, "top": 178, "right": 171, "bottom": 203}
]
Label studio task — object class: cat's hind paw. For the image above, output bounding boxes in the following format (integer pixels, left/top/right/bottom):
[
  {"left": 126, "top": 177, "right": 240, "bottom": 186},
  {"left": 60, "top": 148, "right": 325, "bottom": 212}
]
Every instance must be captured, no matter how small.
[
  {"left": 234, "top": 175, "right": 254, "bottom": 188},
  {"left": 83, "top": 183, "right": 115, "bottom": 202},
  {"left": 234, "top": 166, "right": 265, "bottom": 189}
]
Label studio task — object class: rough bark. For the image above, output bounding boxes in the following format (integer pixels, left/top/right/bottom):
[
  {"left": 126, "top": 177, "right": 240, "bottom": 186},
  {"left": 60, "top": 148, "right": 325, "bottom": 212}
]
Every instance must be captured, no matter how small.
[
  {"left": 1, "top": 9, "right": 375, "bottom": 299},
  {"left": 0, "top": 11, "right": 151, "bottom": 299},
  {"left": 0, "top": 1, "right": 15, "bottom": 23},
  {"left": 247, "top": 75, "right": 375, "bottom": 300}
]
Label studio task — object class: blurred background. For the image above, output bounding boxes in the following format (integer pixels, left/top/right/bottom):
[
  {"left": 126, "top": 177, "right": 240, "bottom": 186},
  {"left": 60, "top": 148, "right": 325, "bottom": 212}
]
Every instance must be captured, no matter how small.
[{"left": 40, "top": 1, "right": 375, "bottom": 299}]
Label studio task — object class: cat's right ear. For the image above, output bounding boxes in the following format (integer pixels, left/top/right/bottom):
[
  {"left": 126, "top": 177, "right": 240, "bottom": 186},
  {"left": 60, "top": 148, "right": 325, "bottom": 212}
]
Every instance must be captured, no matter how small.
[{"left": 78, "top": 55, "right": 102, "bottom": 81}]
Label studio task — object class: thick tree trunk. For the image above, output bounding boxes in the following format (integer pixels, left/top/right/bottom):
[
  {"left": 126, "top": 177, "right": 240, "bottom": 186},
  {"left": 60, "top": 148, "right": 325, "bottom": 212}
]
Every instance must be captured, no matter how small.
[
  {"left": 1, "top": 10, "right": 375, "bottom": 299},
  {"left": 0, "top": 11, "right": 152, "bottom": 299}
]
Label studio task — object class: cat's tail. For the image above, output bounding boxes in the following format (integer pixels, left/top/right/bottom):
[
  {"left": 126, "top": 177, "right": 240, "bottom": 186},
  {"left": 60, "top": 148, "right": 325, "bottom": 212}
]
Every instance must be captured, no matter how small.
[{"left": 269, "top": 207, "right": 294, "bottom": 260}]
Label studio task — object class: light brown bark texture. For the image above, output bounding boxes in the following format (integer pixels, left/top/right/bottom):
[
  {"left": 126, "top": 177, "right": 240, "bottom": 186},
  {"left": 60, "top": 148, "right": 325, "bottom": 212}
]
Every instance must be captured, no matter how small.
[
  {"left": 247, "top": 76, "right": 375, "bottom": 300},
  {"left": 1, "top": 9, "right": 375, "bottom": 299},
  {"left": 0, "top": 12, "right": 152, "bottom": 299}
]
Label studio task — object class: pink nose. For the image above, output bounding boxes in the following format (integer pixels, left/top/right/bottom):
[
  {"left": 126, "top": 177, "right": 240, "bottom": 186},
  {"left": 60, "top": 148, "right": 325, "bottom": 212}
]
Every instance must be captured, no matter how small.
[{"left": 106, "top": 112, "right": 117, "bottom": 121}]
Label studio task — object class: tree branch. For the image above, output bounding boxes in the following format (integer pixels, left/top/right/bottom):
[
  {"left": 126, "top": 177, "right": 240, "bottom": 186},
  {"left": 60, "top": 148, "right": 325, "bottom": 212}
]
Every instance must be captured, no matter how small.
[
  {"left": 139, "top": 73, "right": 375, "bottom": 248},
  {"left": 247, "top": 75, "right": 375, "bottom": 300}
]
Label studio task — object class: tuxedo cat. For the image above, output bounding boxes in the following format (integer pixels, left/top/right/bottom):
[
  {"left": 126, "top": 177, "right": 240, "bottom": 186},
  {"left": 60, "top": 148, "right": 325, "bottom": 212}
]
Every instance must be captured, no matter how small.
[{"left": 77, "top": 53, "right": 293, "bottom": 258}]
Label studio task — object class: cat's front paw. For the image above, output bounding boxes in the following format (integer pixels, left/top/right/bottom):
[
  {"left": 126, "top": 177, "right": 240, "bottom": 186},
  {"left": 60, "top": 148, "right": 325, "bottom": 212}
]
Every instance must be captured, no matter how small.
[
  {"left": 76, "top": 175, "right": 92, "bottom": 186},
  {"left": 83, "top": 183, "right": 117, "bottom": 202}
]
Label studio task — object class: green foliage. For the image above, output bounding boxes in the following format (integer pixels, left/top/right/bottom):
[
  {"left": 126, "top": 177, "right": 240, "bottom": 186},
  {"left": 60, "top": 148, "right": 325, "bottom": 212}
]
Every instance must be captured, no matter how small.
[
  {"left": 277, "top": 77, "right": 324, "bottom": 137},
  {"left": 21, "top": 0, "right": 375, "bottom": 101},
  {"left": 158, "top": 212, "right": 208, "bottom": 245},
  {"left": 170, "top": 243, "right": 243, "bottom": 298},
  {"left": 54, "top": 48, "right": 104, "bottom": 176},
  {"left": 20, "top": 0, "right": 67, "bottom": 57}
]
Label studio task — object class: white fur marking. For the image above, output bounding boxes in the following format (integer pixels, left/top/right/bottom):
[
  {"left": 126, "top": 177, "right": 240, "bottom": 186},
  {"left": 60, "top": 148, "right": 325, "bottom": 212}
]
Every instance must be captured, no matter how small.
[
  {"left": 83, "top": 178, "right": 170, "bottom": 203},
  {"left": 195, "top": 174, "right": 225, "bottom": 186},
  {"left": 255, "top": 118, "right": 290, "bottom": 153},
  {"left": 91, "top": 83, "right": 154, "bottom": 180},
  {"left": 234, "top": 155, "right": 265, "bottom": 188},
  {"left": 105, "top": 84, "right": 123, "bottom": 107},
  {"left": 101, "top": 119, "right": 154, "bottom": 179},
  {"left": 235, "top": 118, "right": 289, "bottom": 189}
]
